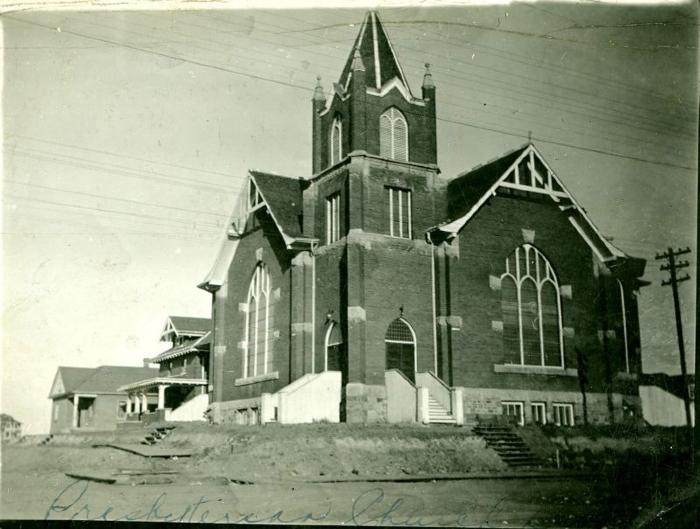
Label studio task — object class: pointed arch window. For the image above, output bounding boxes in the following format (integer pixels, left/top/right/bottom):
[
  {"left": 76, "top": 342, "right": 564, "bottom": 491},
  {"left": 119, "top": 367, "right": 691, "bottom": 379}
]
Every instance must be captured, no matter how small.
[
  {"left": 385, "top": 317, "right": 416, "bottom": 382},
  {"left": 500, "top": 244, "right": 564, "bottom": 367},
  {"left": 379, "top": 107, "right": 408, "bottom": 162},
  {"left": 244, "top": 263, "right": 272, "bottom": 378},
  {"left": 330, "top": 117, "right": 343, "bottom": 165},
  {"left": 325, "top": 322, "right": 345, "bottom": 372}
]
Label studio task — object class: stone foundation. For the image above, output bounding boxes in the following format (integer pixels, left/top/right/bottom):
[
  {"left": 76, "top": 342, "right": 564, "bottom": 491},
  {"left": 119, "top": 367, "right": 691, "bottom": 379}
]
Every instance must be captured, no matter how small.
[
  {"left": 345, "top": 383, "right": 387, "bottom": 423},
  {"left": 459, "top": 387, "right": 638, "bottom": 425},
  {"left": 207, "top": 397, "right": 262, "bottom": 425}
]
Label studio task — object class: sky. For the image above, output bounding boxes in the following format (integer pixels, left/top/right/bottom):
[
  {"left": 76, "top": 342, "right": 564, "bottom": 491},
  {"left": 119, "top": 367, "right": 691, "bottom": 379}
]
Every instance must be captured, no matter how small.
[{"left": 2, "top": 1, "right": 698, "bottom": 434}]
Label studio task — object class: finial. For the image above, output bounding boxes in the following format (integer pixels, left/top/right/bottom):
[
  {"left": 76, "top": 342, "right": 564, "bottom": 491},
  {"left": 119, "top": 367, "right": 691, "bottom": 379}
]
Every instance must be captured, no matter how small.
[
  {"left": 352, "top": 47, "right": 365, "bottom": 72},
  {"left": 313, "top": 75, "right": 326, "bottom": 102},
  {"left": 422, "top": 62, "right": 435, "bottom": 89}
]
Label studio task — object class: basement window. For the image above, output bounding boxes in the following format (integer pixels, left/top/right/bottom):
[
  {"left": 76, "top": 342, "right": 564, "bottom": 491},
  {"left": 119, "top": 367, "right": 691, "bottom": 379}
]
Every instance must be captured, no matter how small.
[
  {"left": 502, "top": 401, "right": 524, "bottom": 426},
  {"left": 552, "top": 403, "right": 574, "bottom": 427},
  {"left": 531, "top": 402, "right": 546, "bottom": 425}
]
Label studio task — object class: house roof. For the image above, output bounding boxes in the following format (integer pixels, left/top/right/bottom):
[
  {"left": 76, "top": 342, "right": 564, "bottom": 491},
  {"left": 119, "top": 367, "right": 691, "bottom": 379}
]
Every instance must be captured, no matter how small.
[
  {"left": 337, "top": 11, "right": 411, "bottom": 95},
  {"left": 0, "top": 414, "right": 21, "bottom": 425},
  {"left": 161, "top": 316, "right": 211, "bottom": 341},
  {"left": 49, "top": 365, "right": 158, "bottom": 398},
  {"left": 249, "top": 170, "right": 308, "bottom": 239},
  {"left": 150, "top": 332, "right": 211, "bottom": 364}
]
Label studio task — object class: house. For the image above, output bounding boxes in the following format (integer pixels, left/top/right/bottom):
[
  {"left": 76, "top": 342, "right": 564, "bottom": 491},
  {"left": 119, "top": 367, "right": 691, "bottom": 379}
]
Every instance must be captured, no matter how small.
[
  {"left": 117, "top": 316, "right": 211, "bottom": 423},
  {"left": 1, "top": 414, "right": 22, "bottom": 441},
  {"left": 48, "top": 365, "right": 158, "bottom": 433},
  {"left": 639, "top": 372, "right": 696, "bottom": 426},
  {"left": 198, "top": 11, "right": 647, "bottom": 427}
]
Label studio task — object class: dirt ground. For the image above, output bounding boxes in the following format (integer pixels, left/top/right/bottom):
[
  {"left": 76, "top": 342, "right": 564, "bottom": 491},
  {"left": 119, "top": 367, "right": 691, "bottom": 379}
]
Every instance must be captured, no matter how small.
[{"left": 1, "top": 424, "right": 695, "bottom": 527}]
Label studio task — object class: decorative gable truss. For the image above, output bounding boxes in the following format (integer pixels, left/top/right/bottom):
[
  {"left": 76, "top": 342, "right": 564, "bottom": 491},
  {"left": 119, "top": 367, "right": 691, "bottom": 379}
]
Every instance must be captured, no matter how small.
[{"left": 432, "top": 144, "right": 626, "bottom": 263}]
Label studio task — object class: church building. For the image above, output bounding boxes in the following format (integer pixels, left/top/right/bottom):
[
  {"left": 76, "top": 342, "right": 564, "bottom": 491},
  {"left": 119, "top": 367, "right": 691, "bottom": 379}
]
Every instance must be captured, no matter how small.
[{"left": 199, "top": 12, "right": 647, "bottom": 427}]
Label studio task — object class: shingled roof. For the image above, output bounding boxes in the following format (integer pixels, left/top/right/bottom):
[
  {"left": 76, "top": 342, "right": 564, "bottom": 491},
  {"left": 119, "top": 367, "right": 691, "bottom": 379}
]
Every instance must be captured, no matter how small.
[
  {"left": 250, "top": 170, "right": 308, "bottom": 239},
  {"left": 150, "top": 332, "right": 211, "bottom": 364},
  {"left": 446, "top": 145, "right": 528, "bottom": 222},
  {"left": 161, "top": 316, "right": 211, "bottom": 341},
  {"left": 49, "top": 365, "right": 158, "bottom": 398}
]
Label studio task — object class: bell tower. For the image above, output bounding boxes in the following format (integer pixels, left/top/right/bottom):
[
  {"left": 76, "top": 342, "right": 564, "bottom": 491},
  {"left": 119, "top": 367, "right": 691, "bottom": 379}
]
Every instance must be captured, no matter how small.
[{"left": 311, "top": 11, "right": 437, "bottom": 174}]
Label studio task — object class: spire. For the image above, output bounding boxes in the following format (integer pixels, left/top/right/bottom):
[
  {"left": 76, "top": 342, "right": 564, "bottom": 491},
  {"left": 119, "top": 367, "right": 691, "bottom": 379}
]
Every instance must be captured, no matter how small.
[
  {"left": 337, "top": 11, "right": 412, "bottom": 95},
  {"left": 313, "top": 76, "right": 326, "bottom": 102},
  {"left": 422, "top": 63, "right": 435, "bottom": 90},
  {"left": 352, "top": 47, "right": 365, "bottom": 72}
]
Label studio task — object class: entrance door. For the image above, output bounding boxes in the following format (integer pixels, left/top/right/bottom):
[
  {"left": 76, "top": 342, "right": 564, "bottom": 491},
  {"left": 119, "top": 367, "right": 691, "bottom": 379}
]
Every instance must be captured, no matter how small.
[{"left": 385, "top": 318, "right": 416, "bottom": 382}]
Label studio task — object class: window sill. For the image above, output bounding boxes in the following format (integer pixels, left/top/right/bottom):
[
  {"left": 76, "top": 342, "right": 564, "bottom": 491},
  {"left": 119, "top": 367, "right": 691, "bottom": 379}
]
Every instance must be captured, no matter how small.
[
  {"left": 234, "top": 371, "right": 279, "bottom": 386},
  {"left": 615, "top": 372, "right": 638, "bottom": 381},
  {"left": 493, "top": 364, "right": 578, "bottom": 377}
]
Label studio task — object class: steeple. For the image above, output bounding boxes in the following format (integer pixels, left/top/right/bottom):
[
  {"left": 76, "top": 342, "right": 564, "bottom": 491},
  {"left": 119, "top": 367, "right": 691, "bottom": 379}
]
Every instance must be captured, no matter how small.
[
  {"left": 338, "top": 11, "right": 411, "bottom": 94},
  {"left": 311, "top": 10, "right": 437, "bottom": 173}
]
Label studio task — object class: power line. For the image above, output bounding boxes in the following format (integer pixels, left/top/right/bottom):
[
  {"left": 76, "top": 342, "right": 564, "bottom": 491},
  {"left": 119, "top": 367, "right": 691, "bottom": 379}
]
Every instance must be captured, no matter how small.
[{"left": 3, "top": 14, "right": 696, "bottom": 172}]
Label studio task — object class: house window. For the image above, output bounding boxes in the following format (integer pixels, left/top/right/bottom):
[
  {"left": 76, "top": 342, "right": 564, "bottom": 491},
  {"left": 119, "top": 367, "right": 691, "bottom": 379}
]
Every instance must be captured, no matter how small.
[
  {"left": 553, "top": 403, "right": 574, "bottom": 426},
  {"left": 244, "top": 263, "right": 272, "bottom": 378},
  {"left": 330, "top": 117, "right": 342, "bottom": 165},
  {"left": 326, "top": 192, "right": 340, "bottom": 244},
  {"left": 53, "top": 404, "right": 59, "bottom": 422},
  {"left": 379, "top": 107, "right": 408, "bottom": 161},
  {"left": 531, "top": 402, "right": 547, "bottom": 425},
  {"left": 385, "top": 318, "right": 416, "bottom": 382},
  {"left": 386, "top": 187, "right": 412, "bottom": 239},
  {"left": 502, "top": 401, "right": 524, "bottom": 426},
  {"left": 501, "top": 244, "right": 564, "bottom": 367}
]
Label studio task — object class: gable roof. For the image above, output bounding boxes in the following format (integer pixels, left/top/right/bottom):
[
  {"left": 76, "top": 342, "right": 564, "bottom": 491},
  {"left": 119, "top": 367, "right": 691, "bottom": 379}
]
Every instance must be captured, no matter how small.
[
  {"left": 0, "top": 414, "right": 21, "bottom": 425},
  {"left": 49, "top": 365, "right": 158, "bottom": 398},
  {"left": 249, "top": 170, "right": 307, "bottom": 239},
  {"left": 161, "top": 316, "right": 211, "bottom": 341},
  {"left": 338, "top": 11, "right": 411, "bottom": 94},
  {"left": 429, "top": 143, "right": 629, "bottom": 264},
  {"left": 446, "top": 145, "right": 529, "bottom": 221},
  {"left": 49, "top": 367, "right": 93, "bottom": 398}
]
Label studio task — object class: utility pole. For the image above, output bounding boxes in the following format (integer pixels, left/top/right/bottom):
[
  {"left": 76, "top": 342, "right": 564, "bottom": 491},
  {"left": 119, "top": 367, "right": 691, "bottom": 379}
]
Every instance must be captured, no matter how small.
[{"left": 656, "top": 247, "right": 693, "bottom": 458}]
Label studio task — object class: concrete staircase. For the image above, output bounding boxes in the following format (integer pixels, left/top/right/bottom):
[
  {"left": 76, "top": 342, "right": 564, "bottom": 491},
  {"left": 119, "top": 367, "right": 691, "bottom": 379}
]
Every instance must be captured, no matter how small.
[
  {"left": 141, "top": 425, "right": 175, "bottom": 446},
  {"left": 427, "top": 395, "right": 457, "bottom": 424},
  {"left": 473, "top": 423, "right": 544, "bottom": 467}
]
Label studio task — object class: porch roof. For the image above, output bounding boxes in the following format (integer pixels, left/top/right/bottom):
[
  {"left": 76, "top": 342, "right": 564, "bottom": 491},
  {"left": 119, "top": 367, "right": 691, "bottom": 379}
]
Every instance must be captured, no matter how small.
[
  {"left": 149, "top": 332, "right": 211, "bottom": 364},
  {"left": 117, "top": 377, "right": 208, "bottom": 393}
]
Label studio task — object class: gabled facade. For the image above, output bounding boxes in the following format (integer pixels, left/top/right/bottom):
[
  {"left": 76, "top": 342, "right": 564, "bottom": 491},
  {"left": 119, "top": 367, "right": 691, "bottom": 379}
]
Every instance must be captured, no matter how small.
[
  {"left": 1, "top": 414, "right": 22, "bottom": 441},
  {"left": 201, "top": 11, "right": 647, "bottom": 427},
  {"left": 48, "top": 365, "right": 158, "bottom": 433}
]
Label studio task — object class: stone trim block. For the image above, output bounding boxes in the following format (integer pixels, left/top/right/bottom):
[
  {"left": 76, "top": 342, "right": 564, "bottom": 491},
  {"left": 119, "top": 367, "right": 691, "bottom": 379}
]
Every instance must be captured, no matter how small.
[
  {"left": 561, "top": 285, "right": 572, "bottom": 299},
  {"left": 447, "top": 315, "right": 463, "bottom": 329},
  {"left": 521, "top": 228, "right": 535, "bottom": 243},
  {"left": 493, "top": 364, "right": 578, "bottom": 377},
  {"left": 256, "top": 248, "right": 263, "bottom": 262},
  {"left": 239, "top": 302, "right": 249, "bottom": 313},
  {"left": 491, "top": 320, "right": 503, "bottom": 332},
  {"left": 489, "top": 275, "right": 502, "bottom": 290},
  {"left": 291, "top": 322, "right": 312, "bottom": 333},
  {"left": 563, "top": 327, "right": 575, "bottom": 338},
  {"left": 348, "top": 306, "right": 366, "bottom": 322}
]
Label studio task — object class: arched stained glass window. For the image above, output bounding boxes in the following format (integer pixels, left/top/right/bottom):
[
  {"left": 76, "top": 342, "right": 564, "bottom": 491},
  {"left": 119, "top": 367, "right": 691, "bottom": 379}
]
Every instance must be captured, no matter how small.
[
  {"left": 385, "top": 318, "right": 416, "bottom": 382},
  {"left": 244, "top": 263, "right": 272, "bottom": 378},
  {"left": 330, "top": 117, "right": 342, "bottom": 165},
  {"left": 500, "top": 244, "right": 564, "bottom": 367},
  {"left": 379, "top": 107, "right": 408, "bottom": 162}
]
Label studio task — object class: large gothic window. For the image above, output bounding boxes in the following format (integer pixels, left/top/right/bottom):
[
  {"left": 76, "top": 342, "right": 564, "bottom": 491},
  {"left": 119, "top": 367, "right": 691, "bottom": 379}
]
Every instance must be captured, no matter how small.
[
  {"left": 330, "top": 117, "right": 342, "bottom": 165},
  {"left": 244, "top": 263, "right": 272, "bottom": 378},
  {"left": 379, "top": 107, "right": 408, "bottom": 162},
  {"left": 501, "top": 244, "right": 563, "bottom": 367},
  {"left": 385, "top": 318, "right": 416, "bottom": 382}
]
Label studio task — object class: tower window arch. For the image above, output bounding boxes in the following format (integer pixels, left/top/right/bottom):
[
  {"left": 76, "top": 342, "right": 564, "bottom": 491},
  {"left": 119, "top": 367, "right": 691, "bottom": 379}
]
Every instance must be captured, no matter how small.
[
  {"left": 385, "top": 317, "right": 416, "bottom": 382},
  {"left": 330, "top": 116, "right": 343, "bottom": 165},
  {"left": 243, "top": 263, "right": 272, "bottom": 378},
  {"left": 500, "top": 244, "right": 564, "bottom": 367},
  {"left": 379, "top": 107, "right": 408, "bottom": 162}
]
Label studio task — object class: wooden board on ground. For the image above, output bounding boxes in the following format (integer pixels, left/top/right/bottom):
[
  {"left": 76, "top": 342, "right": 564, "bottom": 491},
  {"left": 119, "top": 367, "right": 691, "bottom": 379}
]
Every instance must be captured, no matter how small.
[
  {"left": 65, "top": 471, "right": 176, "bottom": 485},
  {"left": 92, "top": 443, "right": 194, "bottom": 458}
]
